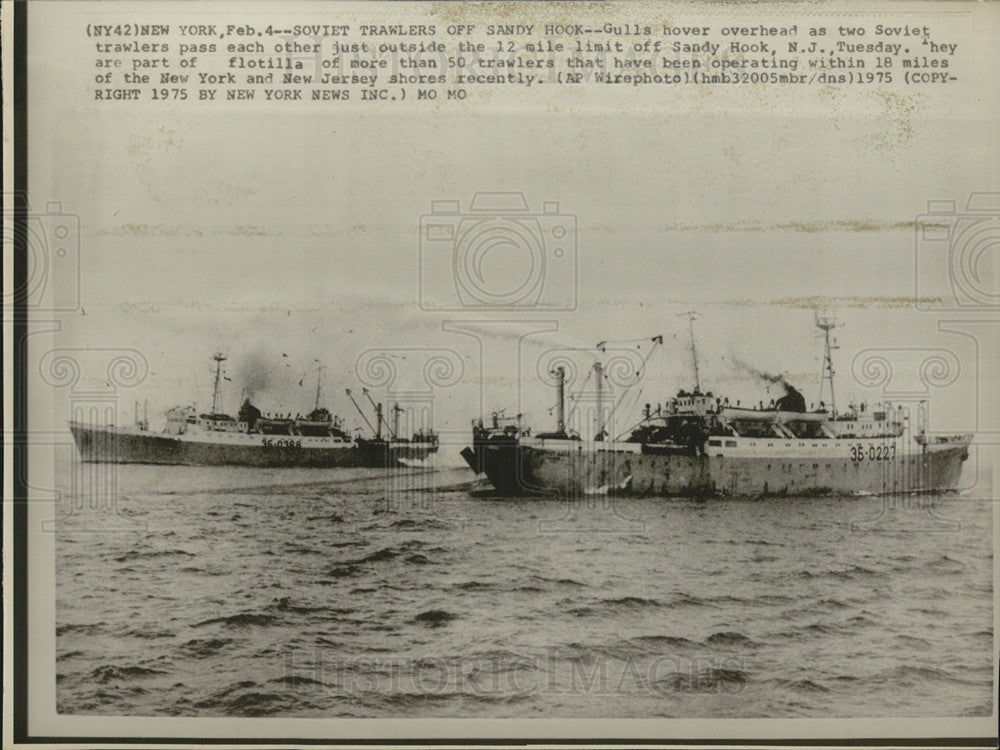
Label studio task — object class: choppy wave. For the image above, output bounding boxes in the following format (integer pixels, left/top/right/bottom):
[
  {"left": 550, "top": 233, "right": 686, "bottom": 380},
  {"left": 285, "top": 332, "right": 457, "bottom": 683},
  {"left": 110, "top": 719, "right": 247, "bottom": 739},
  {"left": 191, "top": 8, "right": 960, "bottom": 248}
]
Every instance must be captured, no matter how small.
[
  {"left": 92, "top": 665, "right": 167, "bottom": 683},
  {"left": 566, "top": 596, "right": 662, "bottom": 617},
  {"left": 411, "top": 609, "right": 458, "bottom": 626},
  {"left": 113, "top": 548, "right": 195, "bottom": 563},
  {"left": 55, "top": 465, "right": 994, "bottom": 718},
  {"left": 704, "top": 631, "right": 755, "bottom": 647},
  {"left": 194, "top": 613, "right": 279, "bottom": 628},
  {"left": 652, "top": 667, "right": 750, "bottom": 693}
]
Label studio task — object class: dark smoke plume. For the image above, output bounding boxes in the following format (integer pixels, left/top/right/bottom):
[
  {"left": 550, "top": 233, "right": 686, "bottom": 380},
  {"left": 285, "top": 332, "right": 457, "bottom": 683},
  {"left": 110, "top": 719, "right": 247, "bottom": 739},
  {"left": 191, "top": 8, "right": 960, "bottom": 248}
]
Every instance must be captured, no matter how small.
[
  {"left": 732, "top": 357, "right": 790, "bottom": 390},
  {"left": 236, "top": 349, "right": 282, "bottom": 401},
  {"left": 732, "top": 357, "right": 806, "bottom": 411}
]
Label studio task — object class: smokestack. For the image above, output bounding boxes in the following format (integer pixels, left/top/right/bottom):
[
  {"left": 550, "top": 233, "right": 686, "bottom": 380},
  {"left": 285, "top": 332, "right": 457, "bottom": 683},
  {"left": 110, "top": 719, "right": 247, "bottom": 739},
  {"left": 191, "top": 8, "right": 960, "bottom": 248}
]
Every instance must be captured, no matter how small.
[
  {"left": 553, "top": 366, "right": 565, "bottom": 433},
  {"left": 776, "top": 383, "right": 806, "bottom": 412},
  {"left": 594, "top": 361, "right": 604, "bottom": 441},
  {"left": 733, "top": 358, "right": 806, "bottom": 411}
]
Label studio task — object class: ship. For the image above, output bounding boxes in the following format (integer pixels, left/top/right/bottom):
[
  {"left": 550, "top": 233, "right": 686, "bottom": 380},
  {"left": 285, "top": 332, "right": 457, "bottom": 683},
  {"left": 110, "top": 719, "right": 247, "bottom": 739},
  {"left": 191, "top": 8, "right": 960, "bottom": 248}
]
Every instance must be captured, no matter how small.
[
  {"left": 461, "top": 313, "right": 972, "bottom": 498},
  {"left": 69, "top": 353, "right": 438, "bottom": 468}
]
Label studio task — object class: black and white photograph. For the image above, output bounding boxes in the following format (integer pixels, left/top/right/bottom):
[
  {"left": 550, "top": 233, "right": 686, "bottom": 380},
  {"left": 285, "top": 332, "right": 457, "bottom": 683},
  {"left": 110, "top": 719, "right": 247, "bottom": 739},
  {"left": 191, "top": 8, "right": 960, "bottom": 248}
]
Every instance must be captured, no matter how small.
[{"left": 3, "top": 0, "right": 999, "bottom": 747}]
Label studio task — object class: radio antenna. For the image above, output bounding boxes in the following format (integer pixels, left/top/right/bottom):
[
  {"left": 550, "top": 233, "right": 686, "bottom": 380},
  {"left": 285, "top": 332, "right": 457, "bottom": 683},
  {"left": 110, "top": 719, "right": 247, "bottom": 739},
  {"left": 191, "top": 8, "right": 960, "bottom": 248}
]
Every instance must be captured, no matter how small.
[
  {"left": 314, "top": 362, "right": 325, "bottom": 411},
  {"left": 210, "top": 352, "right": 227, "bottom": 415},
  {"left": 815, "top": 309, "right": 840, "bottom": 416},
  {"left": 677, "top": 311, "right": 701, "bottom": 393}
]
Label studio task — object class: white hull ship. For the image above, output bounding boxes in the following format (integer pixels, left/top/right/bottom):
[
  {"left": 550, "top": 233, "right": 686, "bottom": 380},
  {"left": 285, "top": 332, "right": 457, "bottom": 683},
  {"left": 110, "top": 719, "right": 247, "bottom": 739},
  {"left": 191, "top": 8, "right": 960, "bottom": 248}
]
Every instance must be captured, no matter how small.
[
  {"left": 70, "top": 354, "right": 438, "bottom": 468},
  {"left": 462, "top": 314, "right": 971, "bottom": 498}
]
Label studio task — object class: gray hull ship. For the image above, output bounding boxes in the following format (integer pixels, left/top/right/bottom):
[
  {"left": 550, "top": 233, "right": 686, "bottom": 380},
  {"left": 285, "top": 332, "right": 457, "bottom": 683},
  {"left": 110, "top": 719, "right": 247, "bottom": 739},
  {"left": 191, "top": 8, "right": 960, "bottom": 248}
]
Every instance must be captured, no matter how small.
[
  {"left": 70, "top": 354, "right": 438, "bottom": 468},
  {"left": 462, "top": 315, "right": 971, "bottom": 498}
]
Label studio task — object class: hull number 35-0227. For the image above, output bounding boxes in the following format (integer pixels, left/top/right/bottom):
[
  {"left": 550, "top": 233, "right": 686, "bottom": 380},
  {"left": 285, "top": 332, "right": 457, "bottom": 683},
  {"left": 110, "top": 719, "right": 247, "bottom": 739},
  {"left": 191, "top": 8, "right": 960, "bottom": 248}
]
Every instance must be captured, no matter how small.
[{"left": 851, "top": 443, "right": 897, "bottom": 462}]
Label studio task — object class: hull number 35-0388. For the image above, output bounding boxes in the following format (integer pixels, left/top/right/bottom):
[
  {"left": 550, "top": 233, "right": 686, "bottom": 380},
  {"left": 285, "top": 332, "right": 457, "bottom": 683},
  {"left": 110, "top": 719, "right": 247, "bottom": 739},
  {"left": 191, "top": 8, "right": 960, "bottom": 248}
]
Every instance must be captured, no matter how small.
[{"left": 263, "top": 438, "right": 302, "bottom": 449}]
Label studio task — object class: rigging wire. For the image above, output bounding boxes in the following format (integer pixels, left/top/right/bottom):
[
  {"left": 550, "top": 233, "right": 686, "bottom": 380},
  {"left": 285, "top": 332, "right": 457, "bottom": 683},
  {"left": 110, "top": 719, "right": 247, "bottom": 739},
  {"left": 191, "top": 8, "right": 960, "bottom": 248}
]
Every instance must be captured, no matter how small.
[
  {"left": 612, "top": 387, "right": 646, "bottom": 441},
  {"left": 562, "top": 335, "right": 663, "bottom": 436},
  {"left": 604, "top": 337, "right": 662, "bottom": 429},
  {"left": 598, "top": 335, "right": 664, "bottom": 349}
]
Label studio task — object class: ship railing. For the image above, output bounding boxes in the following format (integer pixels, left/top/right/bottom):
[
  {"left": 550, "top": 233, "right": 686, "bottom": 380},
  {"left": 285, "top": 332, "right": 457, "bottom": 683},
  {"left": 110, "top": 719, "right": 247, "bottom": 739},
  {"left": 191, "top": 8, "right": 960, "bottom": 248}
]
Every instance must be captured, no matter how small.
[
  {"left": 527, "top": 436, "right": 642, "bottom": 453},
  {"left": 819, "top": 424, "right": 838, "bottom": 439},
  {"left": 771, "top": 423, "right": 795, "bottom": 439}
]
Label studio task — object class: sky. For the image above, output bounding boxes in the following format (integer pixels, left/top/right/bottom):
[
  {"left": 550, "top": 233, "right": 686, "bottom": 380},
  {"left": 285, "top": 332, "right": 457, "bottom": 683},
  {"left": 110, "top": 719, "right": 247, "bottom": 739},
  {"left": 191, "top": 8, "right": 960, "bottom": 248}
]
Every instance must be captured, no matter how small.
[{"left": 25, "top": 1, "right": 1000, "bottom": 447}]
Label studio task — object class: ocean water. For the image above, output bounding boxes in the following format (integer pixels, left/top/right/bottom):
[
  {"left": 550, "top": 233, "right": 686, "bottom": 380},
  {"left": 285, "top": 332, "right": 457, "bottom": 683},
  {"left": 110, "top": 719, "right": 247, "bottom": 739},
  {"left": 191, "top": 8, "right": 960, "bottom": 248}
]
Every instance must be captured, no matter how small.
[{"left": 55, "top": 460, "right": 994, "bottom": 718}]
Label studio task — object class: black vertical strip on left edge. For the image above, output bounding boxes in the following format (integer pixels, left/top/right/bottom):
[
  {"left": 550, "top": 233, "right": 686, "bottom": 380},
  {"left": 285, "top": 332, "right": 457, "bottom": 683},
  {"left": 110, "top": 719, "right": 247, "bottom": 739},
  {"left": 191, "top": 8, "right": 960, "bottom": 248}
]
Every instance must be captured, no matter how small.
[{"left": 12, "top": 0, "right": 30, "bottom": 742}]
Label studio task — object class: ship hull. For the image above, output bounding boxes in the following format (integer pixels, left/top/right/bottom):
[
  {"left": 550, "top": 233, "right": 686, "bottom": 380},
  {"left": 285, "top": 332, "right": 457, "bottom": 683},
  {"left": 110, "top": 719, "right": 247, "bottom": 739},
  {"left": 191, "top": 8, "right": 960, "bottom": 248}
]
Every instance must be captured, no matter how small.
[
  {"left": 69, "top": 423, "right": 436, "bottom": 468},
  {"left": 465, "top": 437, "right": 970, "bottom": 497}
]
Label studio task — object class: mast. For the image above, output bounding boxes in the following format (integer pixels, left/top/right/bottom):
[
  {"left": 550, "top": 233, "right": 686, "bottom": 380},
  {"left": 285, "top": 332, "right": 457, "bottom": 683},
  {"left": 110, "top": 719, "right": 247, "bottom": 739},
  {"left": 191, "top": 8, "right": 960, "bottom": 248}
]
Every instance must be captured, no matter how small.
[
  {"left": 392, "top": 403, "right": 402, "bottom": 439},
  {"left": 314, "top": 363, "right": 325, "bottom": 411},
  {"left": 211, "top": 352, "right": 227, "bottom": 415},
  {"left": 362, "top": 388, "right": 393, "bottom": 439},
  {"left": 553, "top": 365, "right": 565, "bottom": 432},
  {"left": 678, "top": 311, "right": 701, "bottom": 393},
  {"left": 815, "top": 310, "right": 840, "bottom": 415},
  {"left": 594, "top": 361, "right": 604, "bottom": 440}
]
